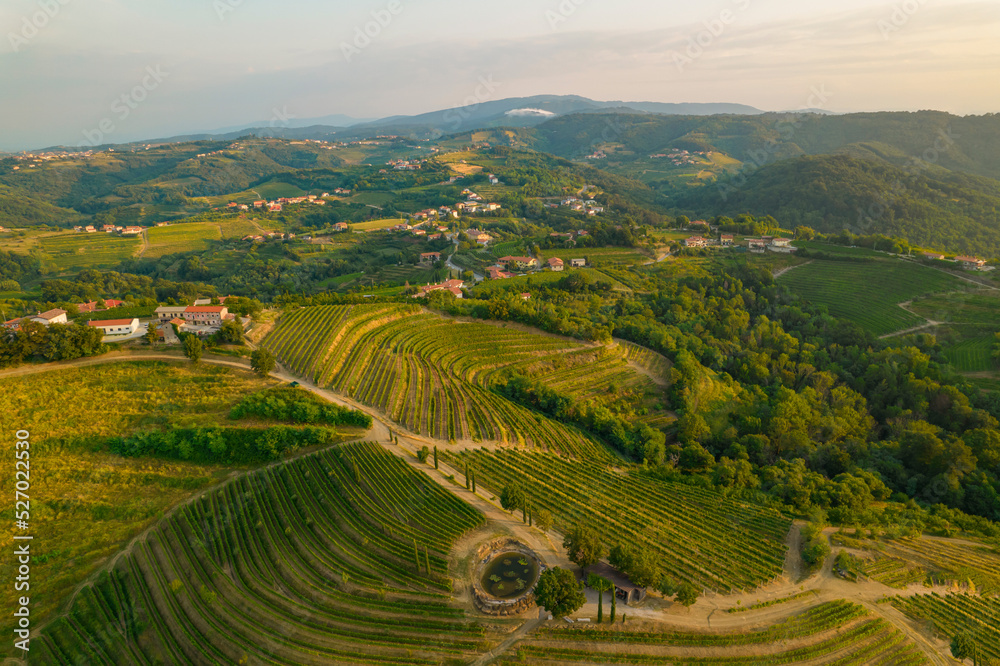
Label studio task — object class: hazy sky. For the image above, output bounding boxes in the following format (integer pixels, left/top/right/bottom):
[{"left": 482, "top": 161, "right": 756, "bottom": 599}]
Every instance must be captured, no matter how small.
[{"left": 2, "top": 0, "right": 998, "bottom": 150}]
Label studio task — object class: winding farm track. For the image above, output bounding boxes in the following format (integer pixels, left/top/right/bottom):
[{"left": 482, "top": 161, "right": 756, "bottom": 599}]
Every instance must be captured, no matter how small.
[{"left": 5, "top": 351, "right": 957, "bottom": 663}]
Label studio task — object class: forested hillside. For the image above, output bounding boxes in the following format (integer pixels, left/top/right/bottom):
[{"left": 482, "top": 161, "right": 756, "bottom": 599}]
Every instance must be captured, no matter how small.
[{"left": 677, "top": 154, "right": 1000, "bottom": 255}]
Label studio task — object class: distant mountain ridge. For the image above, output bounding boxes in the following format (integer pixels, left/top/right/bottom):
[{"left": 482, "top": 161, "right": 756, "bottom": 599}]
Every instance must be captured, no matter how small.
[{"left": 29, "top": 96, "right": 765, "bottom": 151}]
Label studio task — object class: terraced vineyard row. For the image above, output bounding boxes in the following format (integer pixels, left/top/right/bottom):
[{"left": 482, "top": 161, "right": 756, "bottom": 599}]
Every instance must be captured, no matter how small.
[
  {"left": 446, "top": 449, "right": 791, "bottom": 593},
  {"left": 36, "top": 442, "right": 491, "bottom": 665},
  {"left": 264, "top": 305, "right": 615, "bottom": 459},
  {"left": 881, "top": 536, "right": 1000, "bottom": 593},
  {"left": 506, "top": 601, "right": 928, "bottom": 665},
  {"left": 891, "top": 594, "right": 1000, "bottom": 662}
]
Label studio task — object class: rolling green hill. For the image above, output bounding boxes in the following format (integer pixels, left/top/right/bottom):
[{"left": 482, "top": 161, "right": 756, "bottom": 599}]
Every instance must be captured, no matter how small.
[{"left": 680, "top": 154, "right": 1000, "bottom": 256}]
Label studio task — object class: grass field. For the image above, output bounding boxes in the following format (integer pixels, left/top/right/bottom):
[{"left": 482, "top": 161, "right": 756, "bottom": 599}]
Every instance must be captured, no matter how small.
[
  {"left": 35, "top": 441, "right": 495, "bottom": 664},
  {"left": 37, "top": 233, "right": 141, "bottom": 271},
  {"left": 145, "top": 222, "right": 222, "bottom": 257},
  {"left": 909, "top": 290, "right": 1000, "bottom": 326},
  {"left": 778, "top": 258, "right": 968, "bottom": 336},
  {"left": 471, "top": 268, "right": 630, "bottom": 295},
  {"left": 348, "top": 191, "right": 396, "bottom": 206},
  {"left": 570, "top": 247, "right": 650, "bottom": 266},
  {"left": 0, "top": 362, "right": 280, "bottom": 641},
  {"left": 350, "top": 217, "right": 406, "bottom": 231},
  {"left": 217, "top": 217, "right": 262, "bottom": 239}
]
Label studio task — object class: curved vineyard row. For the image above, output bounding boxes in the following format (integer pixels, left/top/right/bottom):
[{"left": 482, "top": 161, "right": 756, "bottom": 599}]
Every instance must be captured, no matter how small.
[
  {"left": 36, "top": 442, "right": 491, "bottom": 665},
  {"left": 891, "top": 594, "right": 1000, "bottom": 662},
  {"left": 504, "top": 601, "right": 928, "bottom": 665},
  {"left": 263, "top": 305, "right": 622, "bottom": 459},
  {"left": 446, "top": 449, "right": 791, "bottom": 593}
]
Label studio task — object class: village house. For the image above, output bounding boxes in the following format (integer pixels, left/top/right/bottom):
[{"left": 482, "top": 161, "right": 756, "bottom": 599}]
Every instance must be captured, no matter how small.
[
  {"left": 413, "top": 279, "right": 464, "bottom": 299},
  {"left": 32, "top": 309, "right": 68, "bottom": 326},
  {"left": 769, "top": 238, "right": 796, "bottom": 254},
  {"left": 183, "top": 306, "right": 228, "bottom": 326},
  {"left": 498, "top": 256, "right": 538, "bottom": 271},
  {"left": 420, "top": 252, "right": 442, "bottom": 265},
  {"left": 87, "top": 318, "right": 140, "bottom": 336},
  {"left": 2, "top": 317, "right": 23, "bottom": 331},
  {"left": 956, "top": 255, "right": 987, "bottom": 270},
  {"left": 685, "top": 237, "right": 707, "bottom": 248},
  {"left": 720, "top": 234, "right": 734, "bottom": 246},
  {"left": 570, "top": 258, "right": 586, "bottom": 268},
  {"left": 747, "top": 239, "right": 767, "bottom": 253},
  {"left": 121, "top": 226, "right": 143, "bottom": 235},
  {"left": 334, "top": 222, "right": 349, "bottom": 232},
  {"left": 923, "top": 252, "right": 946, "bottom": 261},
  {"left": 465, "top": 229, "right": 492, "bottom": 244},
  {"left": 548, "top": 257, "right": 564, "bottom": 272},
  {"left": 520, "top": 293, "right": 531, "bottom": 301},
  {"left": 486, "top": 266, "right": 514, "bottom": 280},
  {"left": 155, "top": 306, "right": 189, "bottom": 323}
]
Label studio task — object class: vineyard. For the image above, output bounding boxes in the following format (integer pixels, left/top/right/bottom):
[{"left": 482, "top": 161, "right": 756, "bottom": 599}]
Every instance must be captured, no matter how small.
[
  {"left": 504, "top": 600, "right": 929, "bottom": 665},
  {"left": 777, "top": 258, "right": 967, "bottom": 336},
  {"left": 942, "top": 334, "right": 995, "bottom": 372},
  {"left": 875, "top": 536, "right": 1000, "bottom": 594},
  {"left": 263, "top": 304, "right": 670, "bottom": 458},
  {"left": 445, "top": 449, "right": 790, "bottom": 593},
  {"left": 37, "top": 232, "right": 142, "bottom": 271},
  {"left": 891, "top": 594, "right": 1000, "bottom": 662},
  {"left": 37, "top": 442, "right": 493, "bottom": 665}
]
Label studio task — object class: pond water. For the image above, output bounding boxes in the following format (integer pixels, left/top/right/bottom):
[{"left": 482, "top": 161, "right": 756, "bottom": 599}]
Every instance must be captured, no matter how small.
[{"left": 481, "top": 552, "right": 539, "bottom": 599}]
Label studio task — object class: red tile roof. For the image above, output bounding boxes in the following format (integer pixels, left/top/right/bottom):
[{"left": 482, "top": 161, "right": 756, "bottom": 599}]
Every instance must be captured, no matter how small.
[
  {"left": 185, "top": 306, "right": 226, "bottom": 313},
  {"left": 88, "top": 319, "right": 135, "bottom": 327}
]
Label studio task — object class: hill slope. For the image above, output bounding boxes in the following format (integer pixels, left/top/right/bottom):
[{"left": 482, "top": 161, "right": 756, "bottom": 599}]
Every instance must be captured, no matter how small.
[{"left": 678, "top": 154, "right": 1000, "bottom": 255}]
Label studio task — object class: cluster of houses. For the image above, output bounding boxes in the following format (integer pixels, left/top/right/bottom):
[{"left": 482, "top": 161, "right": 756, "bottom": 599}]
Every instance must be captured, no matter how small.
[
  {"left": 546, "top": 197, "right": 604, "bottom": 216},
  {"left": 649, "top": 149, "right": 707, "bottom": 166},
  {"left": 485, "top": 255, "right": 585, "bottom": 280},
  {"left": 74, "top": 224, "right": 145, "bottom": 235},
  {"left": 3, "top": 299, "right": 128, "bottom": 331},
  {"left": 154, "top": 302, "right": 249, "bottom": 336},
  {"left": 412, "top": 279, "right": 465, "bottom": 299},
  {"left": 684, "top": 235, "right": 795, "bottom": 253},
  {"left": 241, "top": 231, "right": 295, "bottom": 243},
  {"left": 385, "top": 159, "right": 427, "bottom": 171},
  {"left": 583, "top": 150, "right": 607, "bottom": 160},
  {"left": 249, "top": 195, "right": 330, "bottom": 213},
  {"left": 925, "top": 253, "right": 990, "bottom": 270}
]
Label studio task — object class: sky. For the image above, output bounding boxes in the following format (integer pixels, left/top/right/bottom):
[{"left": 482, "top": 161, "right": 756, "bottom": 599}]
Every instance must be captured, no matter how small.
[{"left": 1, "top": 0, "right": 998, "bottom": 151}]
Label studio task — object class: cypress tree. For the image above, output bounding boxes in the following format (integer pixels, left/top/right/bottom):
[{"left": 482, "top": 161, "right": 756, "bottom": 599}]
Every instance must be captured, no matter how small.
[
  {"left": 465, "top": 462, "right": 470, "bottom": 489},
  {"left": 611, "top": 586, "right": 617, "bottom": 623},
  {"left": 433, "top": 446, "right": 438, "bottom": 469},
  {"left": 472, "top": 469, "right": 476, "bottom": 493},
  {"left": 521, "top": 503, "right": 526, "bottom": 523}
]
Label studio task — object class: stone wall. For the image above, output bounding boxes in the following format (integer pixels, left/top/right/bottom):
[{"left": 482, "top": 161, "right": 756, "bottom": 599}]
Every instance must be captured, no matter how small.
[{"left": 472, "top": 538, "right": 544, "bottom": 616}]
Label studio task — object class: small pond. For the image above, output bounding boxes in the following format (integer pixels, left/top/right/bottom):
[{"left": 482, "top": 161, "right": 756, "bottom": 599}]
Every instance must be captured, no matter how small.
[{"left": 480, "top": 551, "right": 539, "bottom": 599}]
